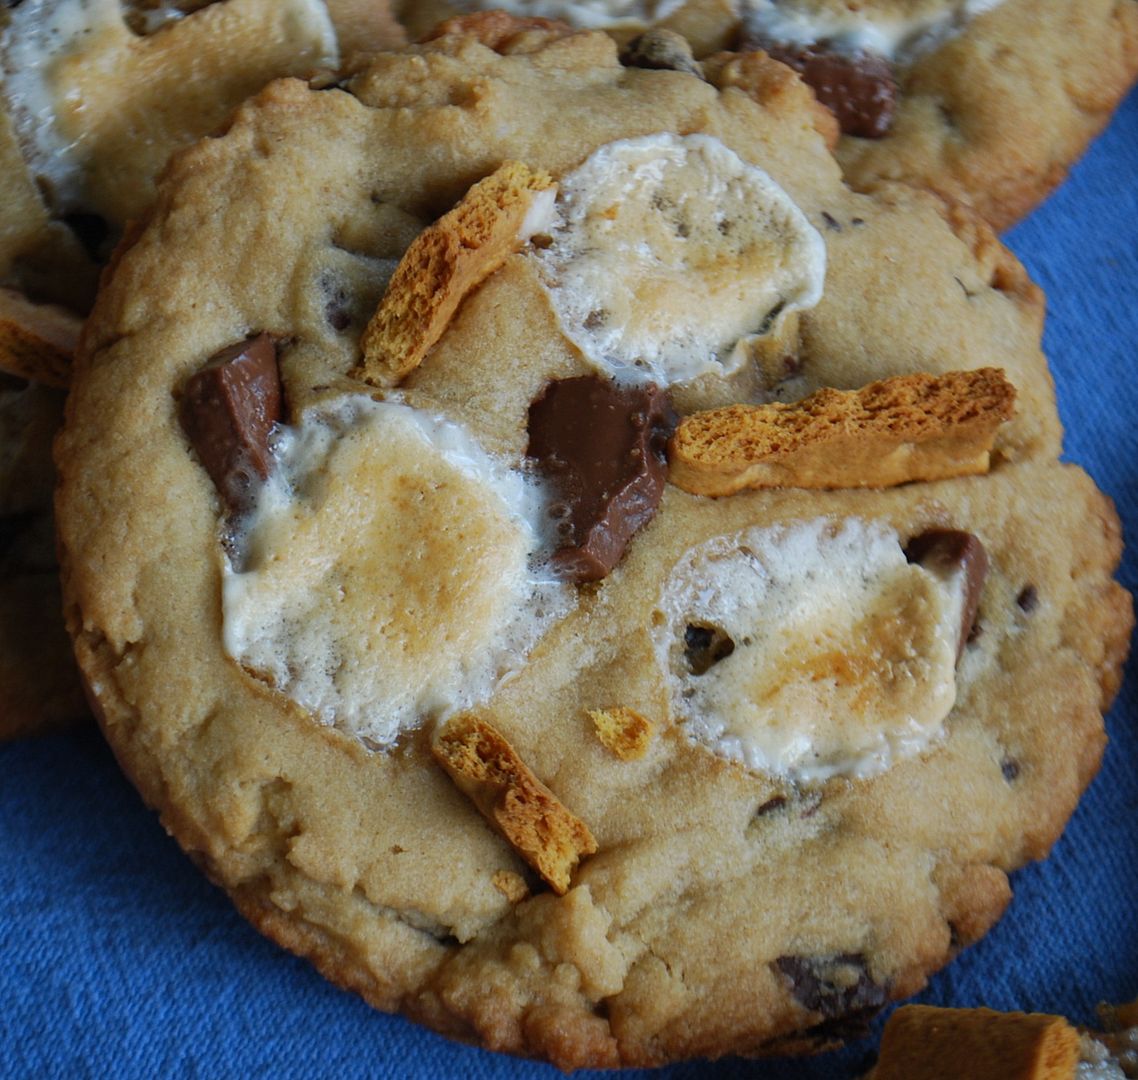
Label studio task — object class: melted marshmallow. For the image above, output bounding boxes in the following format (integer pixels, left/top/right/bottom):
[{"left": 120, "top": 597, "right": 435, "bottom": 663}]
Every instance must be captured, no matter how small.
[
  {"left": 224, "top": 396, "right": 573, "bottom": 747},
  {"left": 653, "top": 518, "right": 965, "bottom": 782},
  {"left": 740, "top": 0, "right": 1007, "bottom": 65},
  {"left": 532, "top": 133, "right": 825, "bottom": 387},
  {"left": 455, "top": 0, "right": 687, "bottom": 31}
]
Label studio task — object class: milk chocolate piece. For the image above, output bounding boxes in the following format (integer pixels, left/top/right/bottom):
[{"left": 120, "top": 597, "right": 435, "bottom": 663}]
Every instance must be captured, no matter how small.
[
  {"left": 905, "top": 529, "right": 989, "bottom": 659},
  {"left": 760, "top": 44, "right": 897, "bottom": 139},
  {"left": 527, "top": 375, "right": 674, "bottom": 583},
  {"left": 178, "top": 333, "right": 281, "bottom": 516}
]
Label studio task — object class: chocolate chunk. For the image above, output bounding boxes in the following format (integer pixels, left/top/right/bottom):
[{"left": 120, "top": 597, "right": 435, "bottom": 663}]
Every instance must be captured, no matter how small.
[
  {"left": 904, "top": 529, "right": 989, "bottom": 660},
  {"left": 754, "top": 795, "right": 788, "bottom": 818},
  {"left": 178, "top": 333, "right": 281, "bottom": 517},
  {"left": 527, "top": 375, "right": 674, "bottom": 583},
  {"left": 774, "top": 954, "right": 888, "bottom": 1020},
  {"left": 619, "top": 28, "right": 702, "bottom": 78},
  {"left": 1001, "top": 758, "right": 1020, "bottom": 782},
  {"left": 760, "top": 43, "right": 897, "bottom": 139},
  {"left": 1016, "top": 584, "right": 1038, "bottom": 613},
  {"left": 684, "top": 623, "right": 736, "bottom": 675}
]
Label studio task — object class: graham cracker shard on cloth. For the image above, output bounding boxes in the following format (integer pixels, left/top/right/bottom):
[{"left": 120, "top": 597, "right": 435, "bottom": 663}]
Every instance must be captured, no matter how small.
[{"left": 872, "top": 1005, "right": 1080, "bottom": 1079}]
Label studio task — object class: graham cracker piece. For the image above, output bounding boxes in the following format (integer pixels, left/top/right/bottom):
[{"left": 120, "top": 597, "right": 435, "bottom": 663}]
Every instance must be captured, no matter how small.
[
  {"left": 587, "top": 707, "right": 655, "bottom": 761},
  {"left": 433, "top": 715, "right": 596, "bottom": 895},
  {"left": 0, "top": 288, "right": 82, "bottom": 389},
  {"left": 668, "top": 368, "right": 1016, "bottom": 496},
  {"left": 355, "top": 161, "right": 556, "bottom": 387},
  {"left": 874, "top": 1005, "right": 1080, "bottom": 1080}
]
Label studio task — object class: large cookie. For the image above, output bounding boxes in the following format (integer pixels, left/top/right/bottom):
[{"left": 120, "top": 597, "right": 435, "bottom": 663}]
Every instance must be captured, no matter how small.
[
  {"left": 55, "top": 28, "right": 1130, "bottom": 1069},
  {"left": 403, "top": 0, "right": 1138, "bottom": 231}
]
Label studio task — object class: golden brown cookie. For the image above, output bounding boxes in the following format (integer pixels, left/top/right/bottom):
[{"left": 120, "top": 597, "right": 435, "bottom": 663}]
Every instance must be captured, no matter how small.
[{"left": 55, "top": 28, "right": 1129, "bottom": 1068}]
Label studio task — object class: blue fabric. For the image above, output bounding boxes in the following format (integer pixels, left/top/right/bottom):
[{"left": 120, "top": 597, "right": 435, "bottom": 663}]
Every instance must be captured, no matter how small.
[{"left": 2, "top": 88, "right": 1136, "bottom": 1080}]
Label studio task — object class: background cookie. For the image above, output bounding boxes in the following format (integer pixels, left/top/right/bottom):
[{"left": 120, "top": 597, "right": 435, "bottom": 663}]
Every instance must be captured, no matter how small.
[
  {"left": 402, "top": 1, "right": 1138, "bottom": 231},
  {"left": 0, "top": 0, "right": 402, "bottom": 741},
  {"left": 50, "top": 30, "right": 1129, "bottom": 1070}
]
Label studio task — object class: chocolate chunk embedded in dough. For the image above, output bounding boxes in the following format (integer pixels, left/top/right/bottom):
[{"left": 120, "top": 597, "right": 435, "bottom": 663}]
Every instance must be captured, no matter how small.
[
  {"left": 905, "top": 529, "right": 989, "bottom": 659},
  {"left": 178, "top": 332, "right": 281, "bottom": 516},
  {"left": 774, "top": 954, "right": 889, "bottom": 1020},
  {"left": 760, "top": 44, "right": 897, "bottom": 139},
  {"left": 527, "top": 375, "right": 674, "bottom": 583}
]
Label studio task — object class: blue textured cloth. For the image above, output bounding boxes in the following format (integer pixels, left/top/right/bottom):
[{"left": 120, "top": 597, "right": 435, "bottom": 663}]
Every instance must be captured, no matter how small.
[{"left": 2, "top": 89, "right": 1136, "bottom": 1080}]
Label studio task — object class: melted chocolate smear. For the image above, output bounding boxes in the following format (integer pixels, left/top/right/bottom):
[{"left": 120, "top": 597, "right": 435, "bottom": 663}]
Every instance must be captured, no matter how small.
[
  {"left": 178, "top": 333, "right": 281, "bottom": 520},
  {"left": 527, "top": 375, "right": 674, "bottom": 583},
  {"left": 684, "top": 623, "right": 736, "bottom": 675},
  {"left": 904, "top": 529, "right": 989, "bottom": 661},
  {"left": 619, "top": 28, "right": 702, "bottom": 77},
  {"left": 760, "top": 43, "right": 897, "bottom": 139},
  {"left": 774, "top": 954, "right": 888, "bottom": 1020}
]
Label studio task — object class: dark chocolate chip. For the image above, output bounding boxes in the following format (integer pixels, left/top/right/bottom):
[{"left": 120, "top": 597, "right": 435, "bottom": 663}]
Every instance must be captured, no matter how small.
[
  {"left": 178, "top": 333, "right": 282, "bottom": 518},
  {"left": 325, "top": 293, "right": 352, "bottom": 332},
  {"left": 620, "top": 28, "right": 702, "bottom": 77},
  {"left": 1016, "top": 585, "right": 1038, "bottom": 613},
  {"left": 683, "top": 622, "right": 736, "bottom": 675},
  {"left": 1001, "top": 758, "right": 1020, "bottom": 782},
  {"left": 774, "top": 954, "right": 888, "bottom": 1020},
  {"left": 904, "top": 529, "right": 989, "bottom": 661},
  {"left": 754, "top": 795, "right": 788, "bottom": 818},
  {"left": 851, "top": 217, "right": 866, "bottom": 227},
  {"left": 526, "top": 375, "right": 674, "bottom": 583},
  {"left": 821, "top": 211, "right": 842, "bottom": 232},
  {"left": 761, "top": 44, "right": 897, "bottom": 139}
]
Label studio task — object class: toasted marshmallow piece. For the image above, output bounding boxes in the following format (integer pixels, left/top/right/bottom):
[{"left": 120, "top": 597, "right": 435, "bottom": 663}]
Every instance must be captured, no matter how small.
[
  {"left": 740, "top": 0, "right": 1006, "bottom": 65},
  {"left": 653, "top": 518, "right": 965, "bottom": 783},
  {"left": 532, "top": 133, "right": 825, "bottom": 387},
  {"left": 454, "top": 0, "right": 687, "bottom": 30},
  {"left": 223, "top": 396, "right": 572, "bottom": 747}
]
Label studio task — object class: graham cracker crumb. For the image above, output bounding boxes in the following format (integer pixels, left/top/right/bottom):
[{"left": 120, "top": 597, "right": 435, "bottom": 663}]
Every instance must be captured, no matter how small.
[
  {"left": 587, "top": 707, "right": 655, "bottom": 761},
  {"left": 668, "top": 368, "right": 1016, "bottom": 496},
  {"left": 874, "top": 1005, "right": 1080, "bottom": 1079},
  {"left": 355, "top": 161, "right": 556, "bottom": 387},
  {"left": 433, "top": 715, "right": 596, "bottom": 895},
  {"left": 491, "top": 869, "right": 530, "bottom": 904}
]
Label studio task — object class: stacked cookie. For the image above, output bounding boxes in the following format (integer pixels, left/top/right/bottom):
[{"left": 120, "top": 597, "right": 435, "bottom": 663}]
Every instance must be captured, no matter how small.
[{"left": 2, "top": 3, "right": 1137, "bottom": 1074}]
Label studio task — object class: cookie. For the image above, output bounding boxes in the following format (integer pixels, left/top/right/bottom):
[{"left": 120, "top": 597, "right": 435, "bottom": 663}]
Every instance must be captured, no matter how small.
[
  {"left": 55, "top": 28, "right": 1129, "bottom": 1069},
  {"left": 402, "top": 1, "right": 1138, "bottom": 231},
  {"left": 0, "top": 0, "right": 404, "bottom": 741}
]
